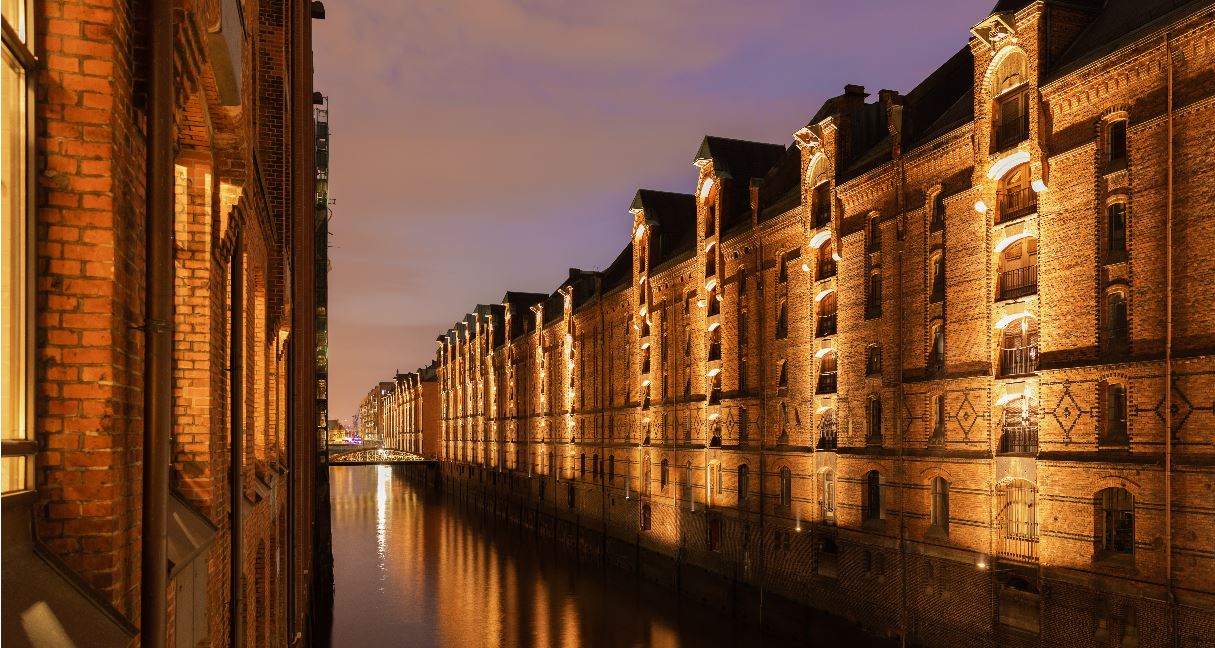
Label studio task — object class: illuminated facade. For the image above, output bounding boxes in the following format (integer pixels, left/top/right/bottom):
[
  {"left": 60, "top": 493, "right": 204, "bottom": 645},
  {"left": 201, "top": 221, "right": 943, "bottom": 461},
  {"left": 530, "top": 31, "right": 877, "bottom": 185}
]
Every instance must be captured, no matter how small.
[{"left": 424, "top": 2, "right": 1215, "bottom": 646}]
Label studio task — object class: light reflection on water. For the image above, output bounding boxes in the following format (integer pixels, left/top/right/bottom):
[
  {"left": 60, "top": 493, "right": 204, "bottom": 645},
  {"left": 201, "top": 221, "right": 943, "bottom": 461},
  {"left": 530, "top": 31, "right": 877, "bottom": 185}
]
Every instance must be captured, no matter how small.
[{"left": 329, "top": 466, "right": 762, "bottom": 648}]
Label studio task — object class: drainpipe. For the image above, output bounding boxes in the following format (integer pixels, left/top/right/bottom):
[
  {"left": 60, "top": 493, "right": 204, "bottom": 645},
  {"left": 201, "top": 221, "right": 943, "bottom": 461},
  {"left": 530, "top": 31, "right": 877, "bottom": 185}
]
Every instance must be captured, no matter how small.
[
  {"left": 140, "top": 0, "right": 174, "bottom": 643},
  {"left": 756, "top": 231, "right": 767, "bottom": 628},
  {"left": 230, "top": 233, "right": 245, "bottom": 647},
  {"left": 1164, "top": 33, "right": 1177, "bottom": 648}
]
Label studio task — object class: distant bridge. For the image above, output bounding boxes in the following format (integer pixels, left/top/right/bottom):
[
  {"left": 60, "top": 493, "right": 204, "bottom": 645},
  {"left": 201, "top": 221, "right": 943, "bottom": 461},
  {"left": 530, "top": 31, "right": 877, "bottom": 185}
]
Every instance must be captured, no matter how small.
[{"left": 327, "top": 444, "right": 434, "bottom": 466}]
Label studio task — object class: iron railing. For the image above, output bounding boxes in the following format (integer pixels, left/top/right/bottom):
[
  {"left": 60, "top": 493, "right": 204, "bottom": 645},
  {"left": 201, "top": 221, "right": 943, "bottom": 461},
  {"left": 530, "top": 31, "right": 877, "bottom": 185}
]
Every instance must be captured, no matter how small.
[
  {"left": 999, "top": 344, "right": 1038, "bottom": 377},
  {"left": 998, "top": 265, "right": 1038, "bottom": 300},
  {"left": 816, "top": 371, "right": 837, "bottom": 395},
  {"left": 998, "top": 186, "right": 1036, "bottom": 222},
  {"left": 999, "top": 423, "right": 1038, "bottom": 454},
  {"left": 817, "top": 313, "right": 837, "bottom": 337}
]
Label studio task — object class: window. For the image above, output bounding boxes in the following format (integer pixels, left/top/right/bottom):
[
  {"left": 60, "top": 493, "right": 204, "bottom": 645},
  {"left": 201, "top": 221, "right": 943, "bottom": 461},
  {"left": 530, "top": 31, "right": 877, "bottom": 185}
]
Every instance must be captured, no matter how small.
[
  {"left": 1107, "top": 120, "right": 1128, "bottom": 166},
  {"left": 1102, "top": 382, "right": 1129, "bottom": 445},
  {"left": 864, "top": 471, "right": 882, "bottom": 522},
  {"left": 816, "top": 351, "right": 837, "bottom": 395},
  {"left": 775, "top": 299, "right": 788, "bottom": 338},
  {"left": 866, "top": 345, "right": 882, "bottom": 376},
  {"left": 931, "top": 477, "right": 950, "bottom": 532},
  {"left": 997, "top": 163, "right": 1036, "bottom": 222},
  {"left": 867, "top": 215, "right": 881, "bottom": 251},
  {"left": 931, "top": 190, "right": 946, "bottom": 232},
  {"left": 709, "top": 421, "right": 721, "bottom": 445},
  {"left": 640, "top": 503, "right": 652, "bottom": 530},
  {"left": 707, "top": 285, "right": 720, "bottom": 317},
  {"left": 777, "top": 359, "right": 788, "bottom": 389},
  {"left": 929, "top": 395, "right": 945, "bottom": 444},
  {"left": 1000, "top": 396, "right": 1039, "bottom": 454},
  {"left": 930, "top": 253, "right": 945, "bottom": 303},
  {"left": 928, "top": 322, "right": 944, "bottom": 371},
  {"left": 817, "top": 409, "right": 837, "bottom": 450},
  {"left": 813, "top": 181, "right": 831, "bottom": 227},
  {"left": 778, "top": 253, "right": 789, "bottom": 284},
  {"left": 660, "top": 458, "right": 669, "bottom": 489},
  {"left": 1098, "top": 488, "right": 1134, "bottom": 555},
  {"left": 705, "top": 248, "right": 716, "bottom": 279},
  {"left": 705, "top": 204, "right": 716, "bottom": 238},
  {"left": 997, "top": 479, "right": 1038, "bottom": 561},
  {"left": 867, "top": 395, "right": 883, "bottom": 444},
  {"left": 997, "top": 236, "right": 1038, "bottom": 300},
  {"left": 999, "top": 316, "right": 1039, "bottom": 377},
  {"left": 1106, "top": 202, "right": 1127, "bottom": 261},
  {"left": 737, "top": 464, "right": 749, "bottom": 509},
  {"left": 779, "top": 467, "right": 792, "bottom": 508},
  {"left": 3, "top": 0, "right": 34, "bottom": 497},
  {"left": 821, "top": 470, "right": 836, "bottom": 520},
  {"left": 707, "top": 326, "right": 721, "bottom": 361},
  {"left": 992, "top": 52, "right": 1029, "bottom": 151},
  {"left": 1106, "top": 292, "right": 1128, "bottom": 356},
  {"left": 816, "top": 291, "right": 837, "bottom": 337},
  {"left": 817, "top": 243, "right": 836, "bottom": 279},
  {"left": 866, "top": 272, "right": 882, "bottom": 318}
]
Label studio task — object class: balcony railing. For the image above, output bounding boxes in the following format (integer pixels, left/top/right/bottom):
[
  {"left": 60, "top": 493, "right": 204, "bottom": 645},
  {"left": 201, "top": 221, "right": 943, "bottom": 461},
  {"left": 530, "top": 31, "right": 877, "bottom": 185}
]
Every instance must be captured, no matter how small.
[
  {"left": 998, "top": 186, "right": 1036, "bottom": 223},
  {"left": 995, "top": 112, "right": 1028, "bottom": 152},
  {"left": 998, "top": 265, "right": 1038, "bottom": 300},
  {"left": 816, "top": 313, "right": 836, "bottom": 338},
  {"left": 999, "top": 424, "right": 1038, "bottom": 454},
  {"left": 999, "top": 345, "right": 1038, "bottom": 377},
  {"left": 816, "top": 372, "right": 837, "bottom": 395},
  {"left": 817, "top": 423, "right": 837, "bottom": 450}
]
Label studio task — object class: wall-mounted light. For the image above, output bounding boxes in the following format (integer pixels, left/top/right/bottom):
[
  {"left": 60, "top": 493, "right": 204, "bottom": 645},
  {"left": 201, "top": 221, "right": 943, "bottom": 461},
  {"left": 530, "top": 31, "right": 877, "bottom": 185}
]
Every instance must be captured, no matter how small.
[
  {"left": 974, "top": 200, "right": 988, "bottom": 213},
  {"left": 801, "top": 263, "right": 811, "bottom": 273},
  {"left": 1031, "top": 179, "right": 1048, "bottom": 193}
]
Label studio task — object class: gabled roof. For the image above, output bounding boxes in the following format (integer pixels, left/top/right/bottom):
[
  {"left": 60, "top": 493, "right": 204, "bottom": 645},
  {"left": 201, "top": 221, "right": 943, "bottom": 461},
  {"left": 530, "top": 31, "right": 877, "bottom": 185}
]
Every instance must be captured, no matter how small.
[
  {"left": 694, "top": 136, "right": 786, "bottom": 231},
  {"left": 757, "top": 145, "right": 802, "bottom": 224},
  {"left": 631, "top": 189, "right": 696, "bottom": 267},
  {"left": 902, "top": 46, "right": 976, "bottom": 147},
  {"left": 502, "top": 291, "right": 547, "bottom": 339},
  {"left": 1051, "top": 0, "right": 1205, "bottom": 76},
  {"left": 601, "top": 242, "right": 633, "bottom": 293}
]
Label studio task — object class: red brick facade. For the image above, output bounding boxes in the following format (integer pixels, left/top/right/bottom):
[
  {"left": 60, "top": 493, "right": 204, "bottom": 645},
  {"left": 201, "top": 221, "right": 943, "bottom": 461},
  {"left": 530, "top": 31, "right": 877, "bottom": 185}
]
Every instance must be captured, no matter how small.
[{"left": 410, "top": 3, "right": 1215, "bottom": 646}]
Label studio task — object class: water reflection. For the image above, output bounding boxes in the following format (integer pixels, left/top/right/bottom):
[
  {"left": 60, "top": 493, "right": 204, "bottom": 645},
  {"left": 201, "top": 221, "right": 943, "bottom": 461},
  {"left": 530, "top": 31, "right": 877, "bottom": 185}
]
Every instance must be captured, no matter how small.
[{"left": 330, "top": 466, "right": 770, "bottom": 648}]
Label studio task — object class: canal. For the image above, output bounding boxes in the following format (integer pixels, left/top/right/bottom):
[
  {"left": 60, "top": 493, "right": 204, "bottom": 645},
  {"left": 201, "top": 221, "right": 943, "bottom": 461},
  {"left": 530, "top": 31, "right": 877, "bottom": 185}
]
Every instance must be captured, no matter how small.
[{"left": 329, "top": 465, "right": 880, "bottom": 647}]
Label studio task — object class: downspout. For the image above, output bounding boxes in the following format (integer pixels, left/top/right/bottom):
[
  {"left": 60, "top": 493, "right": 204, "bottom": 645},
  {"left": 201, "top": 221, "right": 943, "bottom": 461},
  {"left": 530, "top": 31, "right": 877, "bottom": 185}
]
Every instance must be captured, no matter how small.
[
  {"left": 1164, "top": 32, "right": 1176, "bottom": 648},
  {"left": 140, "top": 0, "right": 174, "bottom": 643},
  {"left": 756, "top": 230, "right": 767, "bottom": 628},
  {"left": 230, "top": 233, "right": 245, "bottom": 647}
]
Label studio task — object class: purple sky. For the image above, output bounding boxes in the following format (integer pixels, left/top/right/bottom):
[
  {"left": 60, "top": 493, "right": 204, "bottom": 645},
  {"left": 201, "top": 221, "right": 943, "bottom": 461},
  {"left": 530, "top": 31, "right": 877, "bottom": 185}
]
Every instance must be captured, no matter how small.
[{"left": 314, "top": 0, "right": 991, "bottom": 422}]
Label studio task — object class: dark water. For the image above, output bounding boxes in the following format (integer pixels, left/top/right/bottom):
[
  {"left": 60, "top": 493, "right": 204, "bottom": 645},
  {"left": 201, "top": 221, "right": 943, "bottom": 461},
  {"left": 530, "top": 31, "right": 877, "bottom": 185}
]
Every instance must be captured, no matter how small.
[{"left": 328, "top": 465, "right": 881, "bottom": 648}]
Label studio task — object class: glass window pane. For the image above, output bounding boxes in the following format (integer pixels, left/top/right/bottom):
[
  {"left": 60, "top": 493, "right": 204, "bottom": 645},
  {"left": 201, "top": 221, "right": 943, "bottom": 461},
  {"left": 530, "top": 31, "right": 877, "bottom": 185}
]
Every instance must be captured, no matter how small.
[
  {"left": 2, "top": 454, "right": 27, "bottom": 493},
  {"left": 3, "top": 45, "right": 28, "bottom": 441}
]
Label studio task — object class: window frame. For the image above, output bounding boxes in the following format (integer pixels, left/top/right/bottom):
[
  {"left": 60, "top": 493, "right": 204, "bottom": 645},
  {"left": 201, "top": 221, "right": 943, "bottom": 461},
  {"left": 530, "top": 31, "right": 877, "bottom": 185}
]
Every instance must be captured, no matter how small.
[{"left": 930, "top": 477, "right": 950, "bottom": 533}]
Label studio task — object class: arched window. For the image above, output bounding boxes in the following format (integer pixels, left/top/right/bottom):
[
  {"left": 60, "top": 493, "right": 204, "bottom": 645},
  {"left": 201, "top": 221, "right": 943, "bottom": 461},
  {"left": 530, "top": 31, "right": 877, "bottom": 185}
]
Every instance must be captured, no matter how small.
[
  {"left": 708, "top": 325, "right": 721, "bottom": 361},
  {"left": 1106, "top": 291, "right": 1128, "bottom": 356},
  {"left": 931, "top": 477, "right": 950, "bottom": 532},
  {"left": 864, "top": 471, "right": 882, "bottom": 521},
  {"left": 817, "top": 409, "right": 838, "bottom": 450},
  {"left": 775, "top": 299, "right": 788, "bottom": 339},
  {"left": 822, "top": 469, "right": 836, "bottom": 521},
  {"left": 929, "top": 394, "right": 946, "bottom": 444},
  {"left": 1106, "top": 201, "right": 1127, "bottom": 261},
  {"left": 930, "top": 252, "right": 945, "bottom": 303},
  {"left": 1098, "top": 487, "right": 1134, "bottom": 555},
  {"left": 1000, "top": 395, "right": 1039, "bottom": 454},
  {"left": 660, "top": 458, "right": 669, "bottom": 489},
  {"left": 867, "top": 395, "right": 883, "bottom": 444},
  {"left": 779, "top": 467, "right": 792, "bottom": 508},
  {"left": 996, "top": 479, "right": 1038, "bottom": 560},
  {"left": 866, "top": 271, "right": 882, "bottom": 318},
  {"left": 997, "top": 163, "right": 1036, "bottom": 223},
  {"left": 817, "top": 242, "right": 836, "bottom": 278},
  {"left": 928, "top": 321, "right": 945, "bottom": 370},
  {"left": 931, "top": 189, "right": 946, "bottom": 232},
  {"left": 999, "top": 316, "right": 1039, "bottom": 377},
  {"left": 816, "top": 351, "right": 837, "bottom": 395},
  {"left": 1101, "top": 381, "right": 1129, "bottom": 445},
  {"left": 997, "top": 235, "right": 1038, "bottom": 299},
  {"left": 992, "top": 51, "right": 1029, "bottom": 152},
  {"left": 813, "top": 180, "right": 832, "bottom": 227},
  {"left": 642, "top": 456, "right": 652, "bottom": 496},
  {"left": 816, "top": 291, "right": 837, "bottom": 337},
  {"left": 1107, "top": 119, "right": 1128, "bottom": 167},
  {"left": 737, "top": 464, "right": 750, "bottom": 509}
]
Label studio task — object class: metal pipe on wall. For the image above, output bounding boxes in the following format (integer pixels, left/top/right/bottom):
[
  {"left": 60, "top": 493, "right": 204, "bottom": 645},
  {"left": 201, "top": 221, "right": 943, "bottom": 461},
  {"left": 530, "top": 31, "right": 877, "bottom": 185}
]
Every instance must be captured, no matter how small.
[{"left": 140, "top": 0, "right": 175, "bottom": 642}]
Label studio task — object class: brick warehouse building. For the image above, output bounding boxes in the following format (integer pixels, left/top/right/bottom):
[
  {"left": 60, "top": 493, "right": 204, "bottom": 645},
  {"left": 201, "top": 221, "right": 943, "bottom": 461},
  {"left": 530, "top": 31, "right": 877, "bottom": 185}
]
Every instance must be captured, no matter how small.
[
  {"left": 2, "top": 0, "right": 327, "bottom": 646},
  {"left": 367, "top": 1, "right": 1215, "bottom": 646}
]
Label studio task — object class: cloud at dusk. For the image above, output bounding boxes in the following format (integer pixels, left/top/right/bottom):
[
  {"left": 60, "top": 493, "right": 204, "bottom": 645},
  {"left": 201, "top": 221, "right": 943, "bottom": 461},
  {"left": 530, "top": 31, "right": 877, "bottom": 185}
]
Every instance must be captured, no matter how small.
[{"left": 314, "top": 0, "right": 990, "bottom": 421}]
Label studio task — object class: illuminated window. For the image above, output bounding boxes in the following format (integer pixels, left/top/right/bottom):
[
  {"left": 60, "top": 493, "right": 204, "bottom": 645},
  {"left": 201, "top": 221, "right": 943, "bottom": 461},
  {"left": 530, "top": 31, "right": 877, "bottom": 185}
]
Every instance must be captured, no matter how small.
[
  {"left": 997, "top": 163, "right": 1035, "bottom": 223},
  {"left": 821, "top": 470, "right": 836, "bottom": 521},
  {"left": 815, "top": 351, "right": 836, "bottom": 395},
  {"left": 817, "top": 409, "right": 837, "bottom": 450},
  {"left": 991, "top": 51, "right": 1029, "bottom": 152},
  {"left": 2, "top": 0, "right": 34, "bottom": 496},
  {"left": 1107, "top": 120, "right": 1128, "bottom": 167},
  {"left": 813, "top": 180, "right": 831, "bottom": 227},
  {"left": 816, "top": 292, "right": 837, "bottom": 337},
  {"left": 817, "top": 243, "right": 836, "bottom": 278},
  {"left": 999, "top": 317, "right": 1039, "bottom": 377},
  {"left": 997, "top": 480, "right": 1038, "bottom": 561},
  {"left": 929, "top": 322, "right": 944, "bottom": 371},
  {"left": 1098, "top": 488, "right": 1134, "bottom": 555}
]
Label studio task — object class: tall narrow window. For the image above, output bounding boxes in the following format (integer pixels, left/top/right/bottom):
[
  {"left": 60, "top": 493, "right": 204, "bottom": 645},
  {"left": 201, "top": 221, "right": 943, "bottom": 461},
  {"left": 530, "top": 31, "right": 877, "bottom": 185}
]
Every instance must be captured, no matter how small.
[
  {"left": 866, "top": 345, "right": 882, "bottom": 376},
  {"left": 816, "top": 351, "right": 837, "bottom": 395},
  {"left": 778, "top": 253, "right": 789, "bottom": 284},
  {"left": 682, "top": 462, "right": 693, "bottom": 505},
  {"left": 737, "top": 464, "right": 750, "bottom": 509},
  {"left": 608, "top": 454, "right": 615, "bottom": 482},
  {"left": 1099, "top": 487, "right": 1134, "bottom": 555},
  {"left": 1102, "top": 382, "right": 1129, "bottom": 445},
  {"left": 866, "top": 271, "right": 882, "bottom": 318},
  {"left": 817, "top": 409, "right": 837, "bottom": 450},
  {"left": 775, "top": 299, "right": 788, "bottom": 339},
  {"left": 868, "top": 215, "right": 881, "bottom": 251},
  {"left": 816, "top": 291, "right": 837, "bottom": 337},
  {"left": 931, "top": 477, "right": 950, "bottom": 532},
  {"left": 998, "top": 236, "right": 1038, "bottom": 300},
  {"left": 867, "top": 395, "right": 883, "bottom": 445},
  {"left": 864, "top": 471, "right": 882, "bottom": 522},
  {"left": 929, "top": 394, "right": 945, "bottom": 444},
  {"left": 705, "top": 204, "right": 716, "bottom": 238},
  {"left": 817, "top": 243, "right": 836, "bottom": 279},
  {"left": 822, "top": 470, "right": 836, "bottom": 521},
  {"left": 992, "top": 52, "right": 1029, "bottom": 152},
  {"left": 1106, "top": 202, "right": 1127, "bottom": 261},
  {"left": 660, "top": 458, "right": 669, "bottom": 489},
  {"left": 931, "top": 190, "right": 946, "bottom": 232},
  {"left": 777, "top": 360, "right": 788, "bottom": 389},
  {"left": 929, "top": 322, "right": 945, "bottom": 371},
  {"left": 779, "top": 467, "right": 792, "bottom": 508},
  {"left": 930, "top": 253, "right": 945, "bottom": 303},
  {"left": 707, "top": 284, "right": 720, "bottom": 317},
  {"left": 1107, "top": 292, "right": 1128, "bottom": 356},
  {"left": 2, "top": 0, "right": 34, "bottom": 496},
  {"left": 1107, "top": 120, "right": 1128, "bottom": 166},
  {"left": 999, "top": 316, "right": 1039, "bottom": 377},
  {"left": 997, "top": 480, "right": 1038, "bottom": 561},
  {"left": 813, "top": 181, "right": 831, "bottom": 227},
  {"left": 997, "top": 163, "right": 1036, "bottom": 222},
  {"left": 642, "top": 456, "right": 652, "bottom": 496}
]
